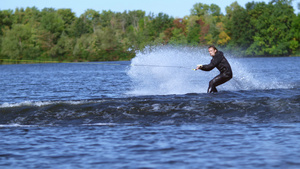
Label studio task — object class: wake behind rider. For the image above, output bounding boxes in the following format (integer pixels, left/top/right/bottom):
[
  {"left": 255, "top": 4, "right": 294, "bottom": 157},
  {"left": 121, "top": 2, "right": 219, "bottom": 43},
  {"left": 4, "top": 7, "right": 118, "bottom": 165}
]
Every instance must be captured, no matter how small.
[{"left": 195, "top": 45, "right": 233, "bottom": 93}]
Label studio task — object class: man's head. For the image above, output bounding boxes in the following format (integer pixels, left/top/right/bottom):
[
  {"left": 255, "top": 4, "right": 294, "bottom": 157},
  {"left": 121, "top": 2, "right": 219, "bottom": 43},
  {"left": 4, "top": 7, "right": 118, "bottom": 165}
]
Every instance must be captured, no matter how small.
[{"left": 208, "top": 45, "right": 218, "bottom": 57}]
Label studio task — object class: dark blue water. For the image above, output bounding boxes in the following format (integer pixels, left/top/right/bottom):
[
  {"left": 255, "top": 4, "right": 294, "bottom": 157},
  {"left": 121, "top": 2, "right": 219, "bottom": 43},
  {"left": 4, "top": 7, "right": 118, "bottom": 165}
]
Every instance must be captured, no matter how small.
[{"left": 1, "top": 47, "right": 300, "bottom": 168}]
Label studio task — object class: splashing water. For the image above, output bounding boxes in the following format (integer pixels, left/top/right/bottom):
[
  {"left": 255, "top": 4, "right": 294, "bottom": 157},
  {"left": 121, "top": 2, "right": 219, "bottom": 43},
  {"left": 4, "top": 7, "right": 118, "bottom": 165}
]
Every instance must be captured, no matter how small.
[{"left": 126, "top": 46, "right": 289, "bottom": 95}]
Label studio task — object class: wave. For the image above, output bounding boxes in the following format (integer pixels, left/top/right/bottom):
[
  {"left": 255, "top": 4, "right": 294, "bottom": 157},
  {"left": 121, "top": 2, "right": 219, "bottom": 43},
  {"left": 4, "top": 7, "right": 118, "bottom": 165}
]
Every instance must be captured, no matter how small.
[{"left": 1, "top": 89, "right": 300, "bottom": 126}]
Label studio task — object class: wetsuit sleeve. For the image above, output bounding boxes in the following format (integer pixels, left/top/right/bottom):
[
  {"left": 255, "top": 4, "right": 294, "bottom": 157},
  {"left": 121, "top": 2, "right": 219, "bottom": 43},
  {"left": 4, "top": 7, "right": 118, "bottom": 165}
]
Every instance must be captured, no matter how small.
[{"left": 200, "top": 51, "right": 223, "bottom": 71}]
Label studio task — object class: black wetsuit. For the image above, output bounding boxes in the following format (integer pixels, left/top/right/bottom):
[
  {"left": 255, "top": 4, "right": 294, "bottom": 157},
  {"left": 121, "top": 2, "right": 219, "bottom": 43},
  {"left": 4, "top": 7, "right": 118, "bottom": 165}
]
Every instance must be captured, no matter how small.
[{"left": 200, "top": 51, "right": 232, "bottom": 93}]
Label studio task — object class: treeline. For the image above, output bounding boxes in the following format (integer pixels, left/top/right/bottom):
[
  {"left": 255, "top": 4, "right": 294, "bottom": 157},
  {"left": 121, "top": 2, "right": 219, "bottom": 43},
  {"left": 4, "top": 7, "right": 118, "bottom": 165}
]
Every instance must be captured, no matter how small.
[{"left": 0, "top": 1, "right": 299, "bottom": 63}]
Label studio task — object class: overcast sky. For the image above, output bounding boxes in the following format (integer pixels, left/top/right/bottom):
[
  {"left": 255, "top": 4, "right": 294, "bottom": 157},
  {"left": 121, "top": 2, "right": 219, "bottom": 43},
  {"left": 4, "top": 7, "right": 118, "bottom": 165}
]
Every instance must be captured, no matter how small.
[{"left": 1, "top": 0, "right": 299, "bottom": 17}]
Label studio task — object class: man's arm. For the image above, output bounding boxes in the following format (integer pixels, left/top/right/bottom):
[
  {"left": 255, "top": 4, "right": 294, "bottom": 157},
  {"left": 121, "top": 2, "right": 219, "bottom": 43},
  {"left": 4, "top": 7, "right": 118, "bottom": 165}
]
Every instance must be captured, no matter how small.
[{"left": 201, "top": 51, "right": 223, "bottom": 71}]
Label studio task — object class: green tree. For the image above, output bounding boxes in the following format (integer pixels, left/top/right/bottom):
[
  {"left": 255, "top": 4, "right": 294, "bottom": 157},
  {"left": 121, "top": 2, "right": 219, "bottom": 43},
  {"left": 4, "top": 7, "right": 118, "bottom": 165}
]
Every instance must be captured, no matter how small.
[
  {"left": 57, "top": 8, "right": 76, "bottom": 35},
  {"left": 289, "top": 12, "right": 300, "bottom": 54},
  {"left": 99, "top": 10, "right": 115, "bottom": 28},
  {"left": 191, "top": 3, "right": 221, "bottom": 16},
  {"left": 95, "top": 27, "right": 123, "bottom": 60},
  {"left": 23, "top": 7, "right": 41, "bottom": 24},
  {"left": 127, "top": 10, "right": 146, "bottom": 31},
  {"left": 121, "top": 10, "right": 146, "bottom": 50},
  {"left": 40, "top": 8, "right": 64, "bottom": 35},
  {"left": 70, "top": 11, "right": 94, "bottom": 37},
  {"left": 146, "top": 13, "right": 174, "bottom": 40},
  {"left": 73, "top": 33, "right": 95, "bottom": 61},
  {"left": 13, "top": 8, "right": 25, "bottom": 24},
  {"left": 1, "top": 23, "right": 41, "bottom": 61},
  {"left": 246, "top": 1, "right": 296, "bottom": 56},
  {"left": 226, "top": 2, "right": 253, "bottom": 49},
  {"left": 168, "top": 19, "right": 188, "bottom": 45},
  {"left": 56, "top": 32, "right": 75, "bottom": 61},
  {"left": 186, "top": 16, "right": 201, "bottom": 45},
  {"left": 81, "top": 9, "right": 101, "bottom": 32},
  {"left": 0, "top": 10, "right": 14, "bottom": 35}
]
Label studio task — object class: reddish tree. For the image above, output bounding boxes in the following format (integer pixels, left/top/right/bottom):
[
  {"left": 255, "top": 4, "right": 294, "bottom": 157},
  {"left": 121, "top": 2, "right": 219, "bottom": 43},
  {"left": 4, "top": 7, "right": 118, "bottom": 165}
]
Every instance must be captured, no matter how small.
[{"left": 197, "top": 19, "right": 210, "bottom": 44}]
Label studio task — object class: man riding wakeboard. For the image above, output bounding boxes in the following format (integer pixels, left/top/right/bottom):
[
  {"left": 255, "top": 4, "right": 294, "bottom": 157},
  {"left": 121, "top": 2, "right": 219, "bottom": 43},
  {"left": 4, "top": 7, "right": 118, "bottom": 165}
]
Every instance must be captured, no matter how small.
[{"left": 195, "top": 45, "right": 233, "bottom": 93}]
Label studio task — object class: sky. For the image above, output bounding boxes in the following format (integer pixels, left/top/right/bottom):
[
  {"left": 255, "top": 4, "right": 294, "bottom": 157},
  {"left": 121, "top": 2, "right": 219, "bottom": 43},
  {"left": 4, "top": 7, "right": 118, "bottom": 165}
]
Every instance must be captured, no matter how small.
[{"left": 1, "top": 0, "right": 299, "bottom": 18}]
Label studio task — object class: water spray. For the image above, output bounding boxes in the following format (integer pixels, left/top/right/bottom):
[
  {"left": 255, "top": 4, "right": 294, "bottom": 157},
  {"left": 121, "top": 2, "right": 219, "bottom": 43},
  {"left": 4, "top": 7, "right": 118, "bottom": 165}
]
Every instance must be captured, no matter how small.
[{"left": 131, "top": 64, "right": 194, "bottom": 70}]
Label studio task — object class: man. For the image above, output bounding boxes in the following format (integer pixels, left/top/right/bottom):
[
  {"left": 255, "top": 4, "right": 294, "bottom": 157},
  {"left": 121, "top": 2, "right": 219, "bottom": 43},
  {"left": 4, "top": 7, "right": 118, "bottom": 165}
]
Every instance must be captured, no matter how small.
[{"left": 195, "top": 45, "right": 232, "bottom": 93}]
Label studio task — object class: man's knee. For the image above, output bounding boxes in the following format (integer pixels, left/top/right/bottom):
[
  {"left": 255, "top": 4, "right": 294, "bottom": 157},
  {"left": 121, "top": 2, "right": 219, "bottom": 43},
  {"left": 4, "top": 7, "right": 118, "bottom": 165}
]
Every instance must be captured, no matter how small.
[{"left": 209, "top": 79, "right": 216, "bottom": 88}]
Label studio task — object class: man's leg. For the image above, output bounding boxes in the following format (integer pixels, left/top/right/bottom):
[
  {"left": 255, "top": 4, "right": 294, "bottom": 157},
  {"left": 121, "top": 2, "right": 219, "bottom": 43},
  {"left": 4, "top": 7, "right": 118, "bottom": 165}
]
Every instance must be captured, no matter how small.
[
  {"left": 208, "top": 79, "right": 218, "bottom": 93},
  {"left": 207, "top": 74, "right": 232, "bottom": 93}
]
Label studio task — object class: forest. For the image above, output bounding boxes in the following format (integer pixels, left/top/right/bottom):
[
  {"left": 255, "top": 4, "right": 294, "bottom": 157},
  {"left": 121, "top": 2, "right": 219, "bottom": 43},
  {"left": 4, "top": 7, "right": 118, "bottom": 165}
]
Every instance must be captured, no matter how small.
[{"left": 0, "top": 0, "right": 299, "bottom": 63}]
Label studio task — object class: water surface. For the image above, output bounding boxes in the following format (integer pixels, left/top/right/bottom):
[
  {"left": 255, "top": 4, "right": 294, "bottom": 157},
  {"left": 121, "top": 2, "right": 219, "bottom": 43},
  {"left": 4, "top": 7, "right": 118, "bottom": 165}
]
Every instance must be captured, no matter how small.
[{"left": 1, "top": 47, "right": 299, "bottom": 168}]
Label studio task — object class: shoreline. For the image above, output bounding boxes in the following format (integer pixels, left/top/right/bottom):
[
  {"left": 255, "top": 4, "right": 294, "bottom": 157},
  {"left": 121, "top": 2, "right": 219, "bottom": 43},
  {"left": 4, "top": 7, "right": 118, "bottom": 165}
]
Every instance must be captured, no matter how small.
[{"left": 1, "top": 55, "right": 300, "bottom": 65}]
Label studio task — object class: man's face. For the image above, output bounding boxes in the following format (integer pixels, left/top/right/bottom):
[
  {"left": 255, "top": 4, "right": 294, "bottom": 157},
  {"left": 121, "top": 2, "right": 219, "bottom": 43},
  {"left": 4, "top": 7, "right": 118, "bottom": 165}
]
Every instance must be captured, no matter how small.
[{"left": 208, "top": 47, "right": 217, "bottom": 57}]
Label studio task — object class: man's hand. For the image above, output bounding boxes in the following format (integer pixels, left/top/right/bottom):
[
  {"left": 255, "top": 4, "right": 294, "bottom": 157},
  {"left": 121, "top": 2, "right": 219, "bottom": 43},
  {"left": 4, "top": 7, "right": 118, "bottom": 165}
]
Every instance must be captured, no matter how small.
[{"left": 195, "top": 64, "right": 203, "bottom": 70}]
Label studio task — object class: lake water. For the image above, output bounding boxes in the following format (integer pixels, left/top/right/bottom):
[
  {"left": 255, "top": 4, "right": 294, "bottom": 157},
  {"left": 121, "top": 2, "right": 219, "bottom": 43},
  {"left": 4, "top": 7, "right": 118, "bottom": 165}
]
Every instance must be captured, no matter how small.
[{"left": 1, "top": 47, "right": 300, "bottom": 168}]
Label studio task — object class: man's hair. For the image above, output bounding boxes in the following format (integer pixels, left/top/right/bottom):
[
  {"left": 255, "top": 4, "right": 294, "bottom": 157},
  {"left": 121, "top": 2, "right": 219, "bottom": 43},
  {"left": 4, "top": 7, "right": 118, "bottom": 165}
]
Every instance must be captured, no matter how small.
[{"left": 208, "top": 45, "right": 218, "bottom": 51}]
